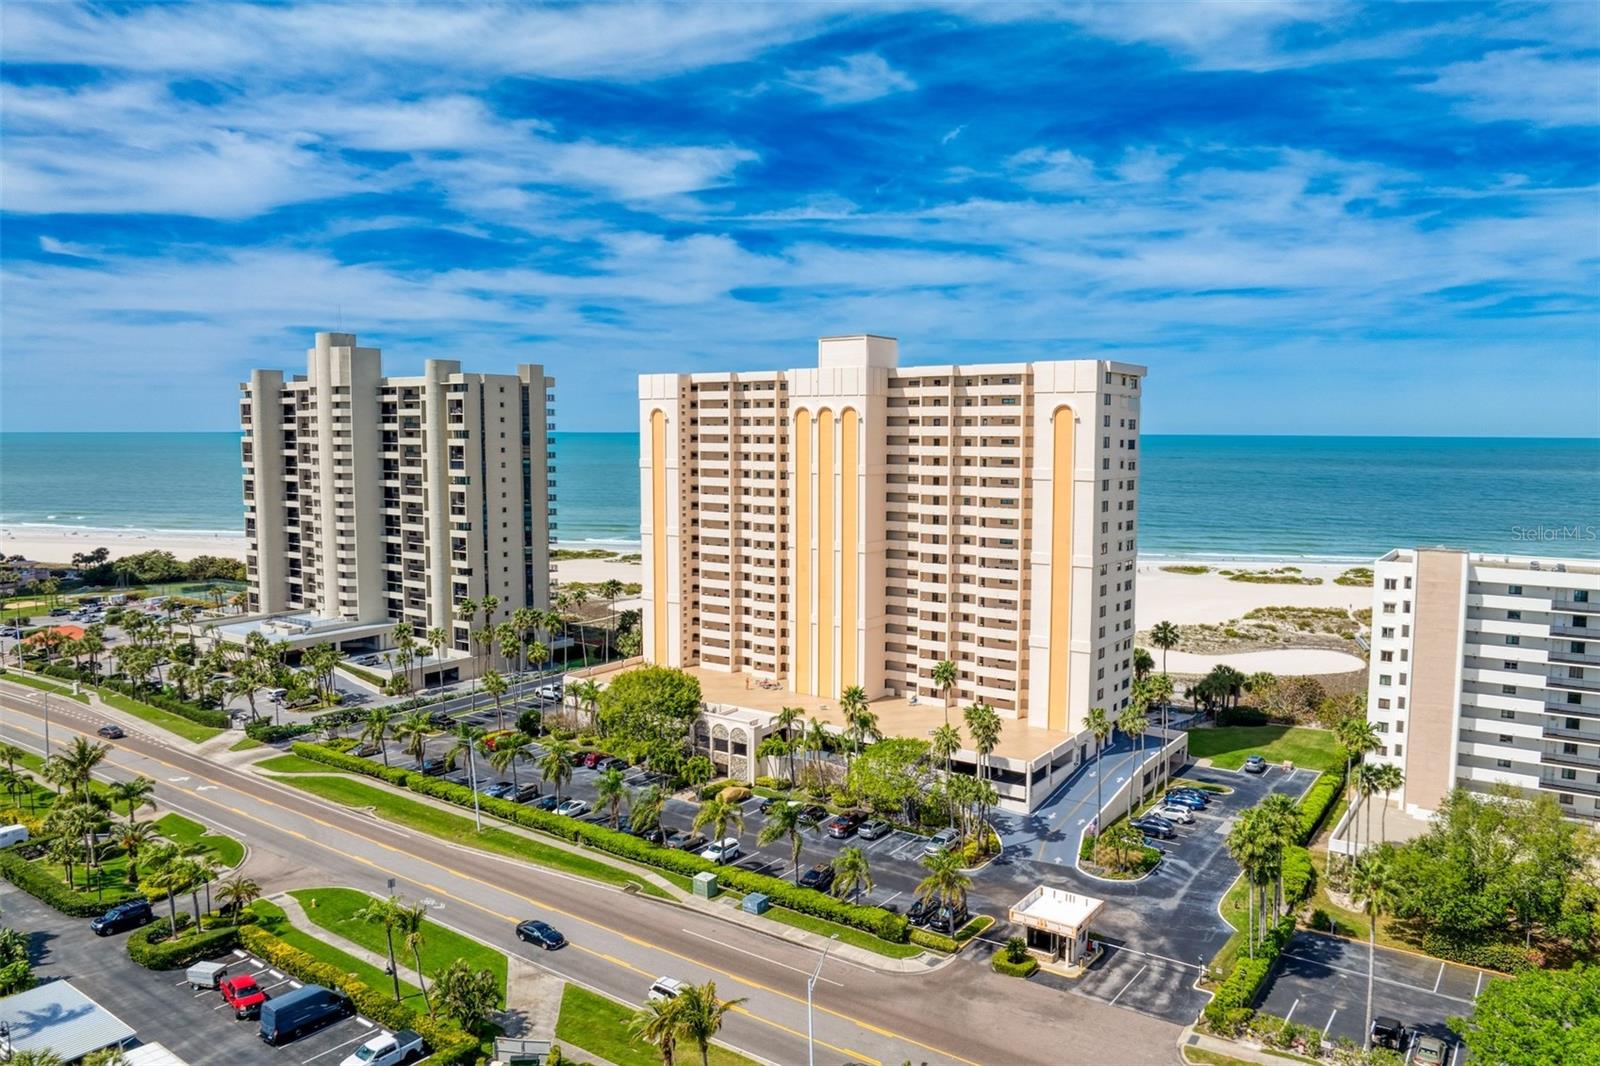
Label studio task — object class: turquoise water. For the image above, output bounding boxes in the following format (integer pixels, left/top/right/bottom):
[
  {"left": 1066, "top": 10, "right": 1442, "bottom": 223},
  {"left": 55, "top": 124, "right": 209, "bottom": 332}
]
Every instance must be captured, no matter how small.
[{"left": 2, "top": 432, "right": 1596, "bottom": 560}]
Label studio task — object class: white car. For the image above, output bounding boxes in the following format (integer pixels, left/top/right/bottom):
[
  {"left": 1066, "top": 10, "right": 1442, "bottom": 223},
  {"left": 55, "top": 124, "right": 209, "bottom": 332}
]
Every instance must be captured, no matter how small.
[
  {"left": 555, "top": 799, "right": 589, "bottom": 817},
  {"left": 339, "top": 1029, "right": 423, "bottom": 1066},
  {"left": 701, "top": 838, "right": 741, "bottom": 863},
  {"left": 1154, "top": 804, "right": 1195, "bottom": 824},
  {"left": 923, "top": 828, "right": 960, "bottom": 856},
  {"left": 648, "top": 976, "right": 688, "bottom": 1003}
]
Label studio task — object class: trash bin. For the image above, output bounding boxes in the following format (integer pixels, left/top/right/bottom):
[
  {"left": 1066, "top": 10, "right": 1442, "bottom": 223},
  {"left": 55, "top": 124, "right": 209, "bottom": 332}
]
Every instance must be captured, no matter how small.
[
  {"left": 692, "top": 871, "right": 720, "bottom": 899},
  {"left": 742, "top": 892, "right": 769, "bottom": 915}
]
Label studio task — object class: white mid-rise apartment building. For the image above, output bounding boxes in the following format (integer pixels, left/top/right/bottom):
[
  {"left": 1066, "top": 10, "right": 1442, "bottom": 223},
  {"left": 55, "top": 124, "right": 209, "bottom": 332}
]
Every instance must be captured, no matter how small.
[
  {"left": 1366, "top": 547, "right": 1600, "bottom": 822},
  {"left": 240, "top": 332, "right": 554, "bottom": 657},
  {"left": 640, "top": 334, "right": 1145, "bottom": 737}
]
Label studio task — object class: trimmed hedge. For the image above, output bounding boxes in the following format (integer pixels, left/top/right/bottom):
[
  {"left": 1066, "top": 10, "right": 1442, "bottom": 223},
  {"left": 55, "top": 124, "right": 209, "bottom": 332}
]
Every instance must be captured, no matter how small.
[
  {"left": 1418, "top": 933, "right": 1534, "bottom": 974},
  {"left": 1295, "top": 770, "right": 1344, "bottom": 844},
  {"left": 39, "top": 663, "right": 229, "bottom": 728},
  {"left": 0, "top": 841, "right": 142, "bottom": 916},
  {"left": 991, "top": 954, "right": 1038, "bottom": 977},
  {"left": 245, "top": 720, "right": 316, "bottom": 743},
  {"left": 909, "top": 927, "right": 958, "bottom": 953},
  {"left": 239, "top": 926, "right": 479, "bottom": 1065},
  {"left": 335, "top": 661, "right": 387, "bottom": 689},
  {"left": 290, "top": 742, "right": 910, "bottom": 942},
  {"left": 128, "top": 918, "right": 241, "bottom": 969},
  {"left": 1204, "top": 915, "right": 1295, "bottom": 1027},
  {"left": 1282, "top": 845, "right": 1315, "bottom": 904}
]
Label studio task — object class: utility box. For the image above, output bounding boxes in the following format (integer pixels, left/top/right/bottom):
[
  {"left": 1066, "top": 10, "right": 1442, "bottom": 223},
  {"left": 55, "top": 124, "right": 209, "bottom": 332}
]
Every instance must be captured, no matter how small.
[
  {"left": 742, "top": 892, "right": 770, "bottom": 915},
  {"left": 692, "top": 871, "right": 720, "bottom": 899}
]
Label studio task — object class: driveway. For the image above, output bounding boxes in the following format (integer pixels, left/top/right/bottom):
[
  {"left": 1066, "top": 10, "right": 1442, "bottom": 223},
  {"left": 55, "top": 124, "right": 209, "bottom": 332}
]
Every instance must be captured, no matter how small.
[{"left": 1257, "top": 930, "right": 1491, "bottom": 1058}]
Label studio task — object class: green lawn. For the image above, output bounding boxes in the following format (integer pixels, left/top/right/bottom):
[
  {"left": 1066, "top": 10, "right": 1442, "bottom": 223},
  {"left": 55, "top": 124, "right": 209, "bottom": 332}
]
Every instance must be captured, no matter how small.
[
  {"left": 1186, "top": 725, "right": 1343, "bottom": 774},
  {"left": 229, "top": 737, "right": 264, "bottom": 752},
  {"left": 97, "top": 690, "right": 223, "bottom": 743},
  {"left": 274, "top": 774, "right": 671, "bottom": 898},
  {"left": 250, "top": 899, "right": 425, "bottom": 1006},
  {"left": 554, "top": 984, "right": 760, "bottom": 1066},
  {"left": 763, "top": 905, "right": 922, "bottom": 959},
  {"left": 256, "top": 754, "right": 338, "bottom": 774},
  {"left": 154, "top": 812, "right": 245, "bottom": 868},
  {"left": 289, "top": 887, "right": 507, "bottom": 1001},
  {"left": 8, "top": 750, "right": 114, "bottom": 802},
  {"left": 0, "top": 671, "right": 91, "bottom": 702}
]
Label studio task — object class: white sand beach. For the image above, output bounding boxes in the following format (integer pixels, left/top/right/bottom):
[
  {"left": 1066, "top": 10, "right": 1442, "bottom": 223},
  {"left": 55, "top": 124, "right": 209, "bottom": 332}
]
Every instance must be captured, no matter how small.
[{"left": 4, "top": 525, "right": 1375, "bottom": 670}]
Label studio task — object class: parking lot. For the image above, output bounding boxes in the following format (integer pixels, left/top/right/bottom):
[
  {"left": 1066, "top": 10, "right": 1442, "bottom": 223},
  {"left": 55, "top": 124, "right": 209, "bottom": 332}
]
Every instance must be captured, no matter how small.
[
  {"left": 1257, "top": 930, "right": 1491, "bottom": 1058},
  {"left": 3, "top": 883, "right": 401, "bottom": 1065}
]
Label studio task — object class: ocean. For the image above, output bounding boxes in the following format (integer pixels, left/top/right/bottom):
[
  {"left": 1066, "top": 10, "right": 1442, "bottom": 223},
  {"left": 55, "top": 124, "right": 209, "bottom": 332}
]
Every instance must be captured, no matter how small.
[{"left": 1, "top": 432, "right": 1596, "bottom": 561}]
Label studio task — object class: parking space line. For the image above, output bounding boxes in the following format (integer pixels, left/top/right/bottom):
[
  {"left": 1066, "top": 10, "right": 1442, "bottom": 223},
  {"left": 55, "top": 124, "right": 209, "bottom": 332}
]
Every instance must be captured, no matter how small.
[
  {"left": 878, "top": 890, "right": 902, "bottom": 908},
  {"left": 1279, "top": 951, "right": 1476, "bottom": 1006},
  {"left": 1283, "top": 996, "right": 1301, "bottom": 1024},
  {"left": 1108, "top": 964, "right": 1147, "bottom": 1005},
  {"left": 301, "top": 1032, "right": 368, "bottom": 1063},
  {"left": 1322, "top": 1009, "right": 1338, "bottom": 1038},
  {"left": 1474, "top": 971, "right": 1483, "bottom": 998},
  {"left": 1433, "top": 962, "right": 1445, "bottom": 993}
]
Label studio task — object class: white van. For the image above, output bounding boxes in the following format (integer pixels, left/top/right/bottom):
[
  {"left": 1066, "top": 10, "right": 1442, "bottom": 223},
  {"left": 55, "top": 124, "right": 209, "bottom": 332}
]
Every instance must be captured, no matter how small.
[{"left": 0, "top": 825, "right": 29, "bottom": 850}]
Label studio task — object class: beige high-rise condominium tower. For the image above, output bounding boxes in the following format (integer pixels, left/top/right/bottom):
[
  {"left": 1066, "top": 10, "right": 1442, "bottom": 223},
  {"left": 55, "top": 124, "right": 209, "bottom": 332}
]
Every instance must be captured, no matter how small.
[
  {"left": 240, "top": 332, "right": 554, "bottom": 654},
  {"left": 640, "top": 335, "right": 1145, "bottom": 735}
]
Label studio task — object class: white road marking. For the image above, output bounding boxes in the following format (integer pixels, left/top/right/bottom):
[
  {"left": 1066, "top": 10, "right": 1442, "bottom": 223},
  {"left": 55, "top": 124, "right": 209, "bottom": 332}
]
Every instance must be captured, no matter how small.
[
  {"left": 678, "top": 927, "right": 845, "bottom": 986},
  {"left": 1279, "top": 951, "right": 1476, "bottom": 1006},
  {"left": 1433, "top": 962, "right": 1445, "bottom": 993},
  {"left": 1108, "top": 964, "right": 1148, "bottom": 1005},
  {"left": 301, "top": 1033, "right": 367, "bottom": 1063},
  {"left": 1474, "top": 971, "right": 1484, "bottom": 998},
  {"left": 877, "top": 890, "right": 902, "bottom": 908},
  {"left": 1284, "top": 996, "right": 1301, "bottom": 1024},
  {"left": 1323, "top": 1009, "right": 1338, "bottom": 1038}
]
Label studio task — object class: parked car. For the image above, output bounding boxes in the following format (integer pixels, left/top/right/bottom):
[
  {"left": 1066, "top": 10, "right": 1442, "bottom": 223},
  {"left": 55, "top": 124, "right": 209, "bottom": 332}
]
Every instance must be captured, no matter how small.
[
  {"left": 533, "top": 795, "right": 561, "bottom": 812},
  {"left": 1153, "top": 804, "right": 1195, "bottom": 824},
  {"left": 220, "top": 973, "right": 269, "bottom": 1019},
  {"left": 556, "top": 799, "right": 590, "bottom": 817},
  {"left": 648, "top": 976, "right": 688, "bottom": 1004},
  {"left": 800, "top": 804, "right": 828, "bottom": 823},
  {"left": 857, "top": 819, "right": 892, "bottom": 841},
  {"left": 96, "top": 724, "right": 124, "bottom": 739},
  {"left": 636, "top": 828, "right": 668, "bottom": 846},
  {"left": 418, "top": 757, "right": 448, "bottom": 776},
  {"left": 1408, "top": 1034, "right": 1451, "bottom": 1066},
  {"left": 825, "top": 813, "right": 863, "bottom": 839},
  {"left": 537, "top": 683, "right": 562, "bottom": 703},
  {"left": 906, "top": 896, "right": 937, "bottom": 927},
  {"left": 186, "top": 960, "right": 233, "bottom": 989},
  {"left": 701, "top": 837, "right": 741, "bottom": 863},
  {"left": 1369, "top": 1017, "right": 1409, "bottom": 1051},
  {"left": 258, "top": 984, "right": 353, "bottom": 1046},
  {"left": 927, "top": 901, "right": 969, "bottom": 935},
  {"left": 425, "top": 710, "right": 453, "bottom": 729},
  {"left": 665, "top": 830, "right": 706, "bottom": 851},
  {"left": 1163, "top": 791, "right": 1208, "bottom": 810},
  {"left": 923, "top": 828, "right": 960, "bottom": 856},
  {"left": 512, "top": 783, "right": 541, "bottom": 803},
  {"left": 515, "top": 919, "right": 567, "bottom": 950},
  {"left": 1131, "top": 815, "right": 1176, "bottom": 839},
  {"left": 483, "top": 782, "right": 518, "bottom": 800},
  {"left": 90, "top": 899, "right": 153, "bottom": 936},
  {"left": 596, "top": 756, "right": 627, "bottom": 772},
  {"left": 1243, "top": 755, "right": 1268, "bottom": 774},
  {"left": 351, "top": 743, "right": 381, "bottom": 758},
  {"left": 798, "top": 863, "right": 835, "bottom": 892},
  {"left": 340, "top": 1028, "right": 424, "bottom": 1066}
]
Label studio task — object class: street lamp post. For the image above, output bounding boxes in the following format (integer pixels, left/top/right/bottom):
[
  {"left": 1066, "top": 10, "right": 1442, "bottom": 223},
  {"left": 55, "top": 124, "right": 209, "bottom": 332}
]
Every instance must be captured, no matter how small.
[
  {"left": 807, "top": 933, "right": 839, "bottom": 1066},
  {"left": 467, "top": 748, "right": 483, "bottom": 832}
]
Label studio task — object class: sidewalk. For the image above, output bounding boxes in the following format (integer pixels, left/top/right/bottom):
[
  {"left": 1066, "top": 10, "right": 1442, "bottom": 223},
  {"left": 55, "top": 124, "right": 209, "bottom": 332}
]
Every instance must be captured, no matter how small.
[{"left": 1178, "top": 1025, "right": 1308, "bottom": 1066}]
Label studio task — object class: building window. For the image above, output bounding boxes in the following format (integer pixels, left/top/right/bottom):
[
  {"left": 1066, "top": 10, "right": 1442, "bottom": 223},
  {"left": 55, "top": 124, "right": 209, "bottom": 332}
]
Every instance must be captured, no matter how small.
[
  {"left": 1501, "top": 708, "right": 1515, "bottom": 719},
  {"left": 1508, "top": 584, "right": 1523, "bottom": 595},
  {"left": 1381, "top": 627, "right": 1394, "bottom": 638},
  {"left": 1499, "top": 734, "right": 1513, "bottom": 744},
  {"left": 1507, "top": 610, "right": 1522, "bottom": 620},
  {"left": 1381, "top": 651, "right": 1394, "bottom": 662},
  {"left": 1383, "top": 578, "right": 1397, "bottom": 590},
  {"left": 1378, "top": 698, "right": 1391, "bottom": 710},
  {"left": 1393, "top": 743, "right": 1403, "bottom": 757},
  {"left": 1496, "top": 759, "right": 1512, "bottom": 769},
  {"left": 1561, "top": 767, "right": 1577, "bottom": 780},
  {"left": 1379, "top": 674, "right": 1392, "bottom": 686},
  {"left": 1506, "top": 635, "right": 1521, "bottom": 646},
  {"left": 1395, "top": 720, "right": 1404, "bottom": 733},
  {"left": 1502, "top": 684, "right": 1517, "bottom": 695},
  {"left": 1560, "top": 793, "right": 1574, "bottom": 805}
]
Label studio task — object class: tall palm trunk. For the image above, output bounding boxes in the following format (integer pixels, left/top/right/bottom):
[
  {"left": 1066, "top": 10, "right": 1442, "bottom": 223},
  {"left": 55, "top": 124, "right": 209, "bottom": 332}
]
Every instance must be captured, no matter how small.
[
  {"left": 1364, "top": 910, "right": 1377, "bottom": 1049},
  {"left": 411, "top": 944, "right": 433, "bottom": 1016},
  {"left": 384, "top": 927, "right": 400, "bottom": 1001}
]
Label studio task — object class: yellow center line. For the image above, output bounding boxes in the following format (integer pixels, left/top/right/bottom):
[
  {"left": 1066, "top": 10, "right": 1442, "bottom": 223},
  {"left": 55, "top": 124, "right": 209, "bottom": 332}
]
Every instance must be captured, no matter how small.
[{"left": 2, "top": 707, "right": 976, "bottom": 1066}]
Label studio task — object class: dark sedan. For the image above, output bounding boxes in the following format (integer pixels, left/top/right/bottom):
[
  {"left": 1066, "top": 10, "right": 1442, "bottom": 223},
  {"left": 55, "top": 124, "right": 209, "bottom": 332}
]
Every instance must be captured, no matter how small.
[
  {"left": 1131, "top": 815, "right": 1176, "bottom": 840},
  {"left": 96, "top": 724, "right": 125, "bottom": 739},
  {"left": 798, "top": 863, "right": 835, "bottom": 892},
  {"left": 515, "top": 919, "right": 566, "bottom": 950},
  {"left": 418, "top": 757, "right": 449, "bottom": 776},
  {"left": 825, "top": 814, "right": 863, "bottom": 839}
]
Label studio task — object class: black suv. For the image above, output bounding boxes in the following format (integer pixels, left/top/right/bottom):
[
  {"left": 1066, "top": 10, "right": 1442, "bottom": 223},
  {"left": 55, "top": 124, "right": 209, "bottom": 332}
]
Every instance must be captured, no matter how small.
[
  {"left": 798, "top": 864, "right": 835, "bottom": 893},
  {"left": 418, "top": 757, "right": 448, "bottom": 776},
  {"left": 90, "top": 899, "right": 153, "bottom": 936},
  {"left": 927, "top": 902, "right": 969, "bottom": 935},
  {"left": 906, "top": 896, "right": 937, "bottom": 927}
]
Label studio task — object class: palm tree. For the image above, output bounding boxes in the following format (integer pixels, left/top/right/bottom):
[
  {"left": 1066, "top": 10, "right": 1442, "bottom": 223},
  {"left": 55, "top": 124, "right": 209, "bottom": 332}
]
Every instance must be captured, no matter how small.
[
  {"left": 216, "top": 874, "right": 261, "bottom": 921},
  {"left": 771, "top": 704, "right": 800, "bottom": 787},
  {"left": 488, "top": 733, "right": 530, "bottom": 791},
  {"left": 930, "top": 722, "right": 961, "bottom": 827},
  {"left": 1356, "top": 761, "right": 1387, "bottom": 853},
  {"left": 1133, "top": 646, "right": 1154, "bottom": 680},
  {"left": 1085, "top": 706, "right": 1112, "bottom": 831},
  {"left": 510, "top": 608, "right": 537, "bottom": 674},
  {"left": 931, "top": 659, "right": 959, "bottom": 726},
  {"left": 803, "top": 719, "right": 830, "bottom": 789},
  {"left": 597, "top": 767, "right": 628, "bottom": 829},
  {"left": 46, "top": 834, "right": 79, "bottom": 889},
  {"left": 396, "top": 899, "right": 435, "bottom": 1016},
  {"left": 692, "top": 797, "right": 744, "bottom": 857},
  {"left": 630, "top": 784, "right": 667, "bottom": 837},
  {"left": 1226, "top": 807, "right": 1273, "bottom": 958},
  {"left": 1336, "top": 716, "right": 1382, "bottom": 852},
  {"left": 426, "top": 626, "right": 449, "bottom": 686},
  {"left": 597, "top": 579, "right": 624, "bottom": 662},
  {"left": 355, "top": 894, "right": 407, "bottom": 1001},
  {"left": 1259, "top": 792, "right": 1302, "bottom": 922},
  {"left": 916, "top": 848, "right": 972, "bottom": 913},
  {"left": 61, "top": 736, "right": 109, "bottom": 799},
  {"left": 570, "top": 679, "right": 602, "bottom": 732},
  {"left": 0, "top": 742, "right": 24, "bottom": 778},
  {"left": 673, "top": 981, "right": 747, "bottom": 1066},
  {"left": 1117, "top": 702, "right": 1149, "bottom": 821},
  {"left": 758, "top": 800, "right": 816, "bottom": 885},
  {"left": 841, "top": 685, "right": 878, "bottom": 768},
  {"left": 1375, "top": 763, "right": 1405, "bottom": 844},
  {"left": 539, "top": 739, "right": 574, "bottom": 804},
  {"left": 108, "top": 776, "right": 156, "bottom": 823},
  {"left": 361, "top": 707, "right": 395, "bottom": 767},
  {"left": 1350, "top": 848, "right": 1399, "bottom": 1050},
  {"left": 629, "top": 997, "right": 681, "bottom": 1066},
  {"left": 141, "top": 846, "right": 192, "bottom": 936},
  {"left": 1144, "top": 672, "right": 1176, "bottom": 788},
  {"left": 116, "top": 820, "right": 159, "bottom": 882},
  {"left": 482, "top": 669, "right": 509, "bottom": 731},
  {"left": 394, "top": 710, "right": 437, "bottom": 768},
  {"left": 832, "top": 845, "right": 873, "bottom": 904},
  {"left": 445, "top": 723, "right": 487, "bottom": 822},
  {"left": 497, "top": 622, "right": 520, "bottom": 674}
]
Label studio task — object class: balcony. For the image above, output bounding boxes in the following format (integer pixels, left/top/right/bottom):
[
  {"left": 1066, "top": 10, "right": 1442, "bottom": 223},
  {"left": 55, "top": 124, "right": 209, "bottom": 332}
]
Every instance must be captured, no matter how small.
[
  {"left": 1543, "top": 722, "right": 1600, "bottom": 744},
  {"left": 1540, "top": 774, "right": 1600, "bottom": 797},
  {"left": 1543, "top": 747, "right": 1600, "bottom": 771},
  {"left": 1548, "top": 672, "right": 1600, "bottom": 693},
  {"left": 1550, "top": 646, "right": 1600, "bottom": 667},
  {"left": 1553, "top": 597, "right": 1600, "bottom": 615},
  {"left": 1552, "top": 623, "right": 1596, "bottom": 638}
]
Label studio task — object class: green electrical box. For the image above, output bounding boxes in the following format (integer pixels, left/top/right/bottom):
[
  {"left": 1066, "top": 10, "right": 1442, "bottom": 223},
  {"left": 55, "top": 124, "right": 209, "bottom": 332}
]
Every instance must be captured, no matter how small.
[{"left": 692, "top": 871, "right": 720, "bottom": 898}]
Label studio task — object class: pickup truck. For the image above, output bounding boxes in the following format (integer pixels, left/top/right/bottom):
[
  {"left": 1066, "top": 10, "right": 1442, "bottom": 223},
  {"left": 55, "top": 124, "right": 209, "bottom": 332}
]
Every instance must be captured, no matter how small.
[{"left": 339, "top": 1028, "right": 425, "bottom": 1066}]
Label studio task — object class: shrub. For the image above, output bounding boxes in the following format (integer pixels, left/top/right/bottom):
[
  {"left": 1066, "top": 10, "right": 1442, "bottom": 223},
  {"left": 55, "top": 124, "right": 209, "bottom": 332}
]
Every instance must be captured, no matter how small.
[
  {"left": 0, "top": 841, "right": 142, "bottom": 916},
  {"left": 1217, "top": 706, "right": 1268, "bottom": 727},
  {"left": 289, "top": 743, "right": 410, "bottom": 787},
  {"left": 40, "top": 663, "right": 229, "bottom": 727},
  {"left": 1417, "top": 933, "right": 1535, "bottom": 973},
  {"left": 1004, "top": 936, "right": 1028, "bottom": 963},
  {"left": 239, "top": 926, "right": 478, "bottom": 1064},
  {"left": 1309, "top": 908, "right": 1334, "bottom": 932},
  {"left": 909, "top": 928, "right": 958, "bottom": 953},
  {"left": 718, "top": 786, "right": 752, "bottom": 803},
  {"left": 246, "top": 720, "right": 315, "bottom": 742},
  {"left": 1078, "top": 832, "right": 1096, "bottom": 863},
  {"left": 1281, "top": 845, "right": 1315, "bottom": 906},
  {"left": 516, "top": 709, "right": 543, "bottom": 736},
  {"left": 1295, "top": 769, "right": 1345, "bottom": 844},
  {"left": 128, "top": 918, "right": 241, "bottom": 969},
  {"left": 1203, "top": 916, "right": 1296, "bottom": 1028},
  {"left": 754, "top": 776, "right": 790, "bottom": 790},
  {"left": 991, "top": 953, "right": 1038, "bottom": 977}
]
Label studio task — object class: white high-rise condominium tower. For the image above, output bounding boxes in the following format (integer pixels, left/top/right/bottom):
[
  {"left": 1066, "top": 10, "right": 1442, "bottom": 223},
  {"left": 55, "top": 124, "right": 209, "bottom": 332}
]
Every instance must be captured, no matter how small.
[
  {"left": 1366, "top": 547, "right": 1600, "bottom": 822},
  {"left": 239, "top": 332, "right": 554, "bottom": 659},
  {"left": 640, "top": 335, "right": 1145, "bottom": 738}
]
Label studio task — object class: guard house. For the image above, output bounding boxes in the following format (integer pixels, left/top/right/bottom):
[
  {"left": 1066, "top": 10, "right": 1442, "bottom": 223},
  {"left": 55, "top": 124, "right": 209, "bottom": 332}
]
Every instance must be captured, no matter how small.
[{"left": 1009, "top": 886, "right": 1104, "bottom": 967}]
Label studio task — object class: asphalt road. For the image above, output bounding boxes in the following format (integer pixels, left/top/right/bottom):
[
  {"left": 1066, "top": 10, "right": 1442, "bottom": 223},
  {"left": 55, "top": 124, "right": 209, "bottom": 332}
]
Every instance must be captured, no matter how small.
[{"left": 1, "top": 681, "right": 1186, "bottom": 1066}]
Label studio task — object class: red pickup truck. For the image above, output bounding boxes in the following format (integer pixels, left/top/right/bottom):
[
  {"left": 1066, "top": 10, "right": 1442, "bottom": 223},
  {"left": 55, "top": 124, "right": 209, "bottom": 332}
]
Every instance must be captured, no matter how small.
[{"left": 220, "top": 973, "right": 268, "bottom": 1019}]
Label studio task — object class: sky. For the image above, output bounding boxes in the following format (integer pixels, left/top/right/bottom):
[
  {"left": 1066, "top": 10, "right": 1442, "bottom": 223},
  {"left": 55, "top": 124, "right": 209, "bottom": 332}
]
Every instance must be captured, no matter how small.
[{"left": 1, "top": 1, "right": 1597, "bottom": 435}]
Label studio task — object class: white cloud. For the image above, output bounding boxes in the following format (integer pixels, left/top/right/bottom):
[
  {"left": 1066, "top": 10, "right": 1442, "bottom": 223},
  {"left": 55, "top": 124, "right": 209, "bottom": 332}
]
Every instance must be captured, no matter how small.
[
  {"left": 1007, "top": 147, "right": 1098, "bottom": 192},
  {"left": 1424, "top": 49, "right": 1600, "bottom": 127},
  {"left": 784, "top": 53, "right": 916, "bottom": 105},
  {"left": 38, "top": 236, "right": 95, "bottom": 258}
]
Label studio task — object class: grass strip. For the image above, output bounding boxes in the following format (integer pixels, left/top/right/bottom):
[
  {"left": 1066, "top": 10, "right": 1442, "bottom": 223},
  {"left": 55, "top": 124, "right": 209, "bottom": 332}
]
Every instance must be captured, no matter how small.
[
  {"left": 1185, "top": 725, "right": 1343, "bottom": 774},
  {"left": 98, "top": 689, "right": 223, "bottom": 743},
  {"left": 554, "top": 983, "right": 760, "bottom": 1066},
  {"left": 275, "top": 774, "right": 671, "bottom": 899},
  {"left": 257, "top": 753, "right": 339, "bottom": 774},
  {"left": 154, "top": 811, "right": 245, "bottom": 867},
  {"left": 229, "top": 737, "right": 264, "bottom": 752},
  {"left": 250, "top": 899, "right": 425, "bottom": 1006},
  {"left": 1, "top": 671, "right": 91, "bottom": 703},
  {"left": 764, "top": 905, "right": 923, "bottom": 958},
  {"left": 289, "top": 886, "right": 507, "bottom": 1001}
]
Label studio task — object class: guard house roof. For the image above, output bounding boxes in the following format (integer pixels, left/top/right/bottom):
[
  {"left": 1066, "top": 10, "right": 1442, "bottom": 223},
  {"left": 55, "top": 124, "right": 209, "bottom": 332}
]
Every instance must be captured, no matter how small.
[
  {"left": 0, "top": 980, "right": 137, "bottom": 1062},
  {"left": 1009, "top": 885, "right": 1104, "bottom": 935}
]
